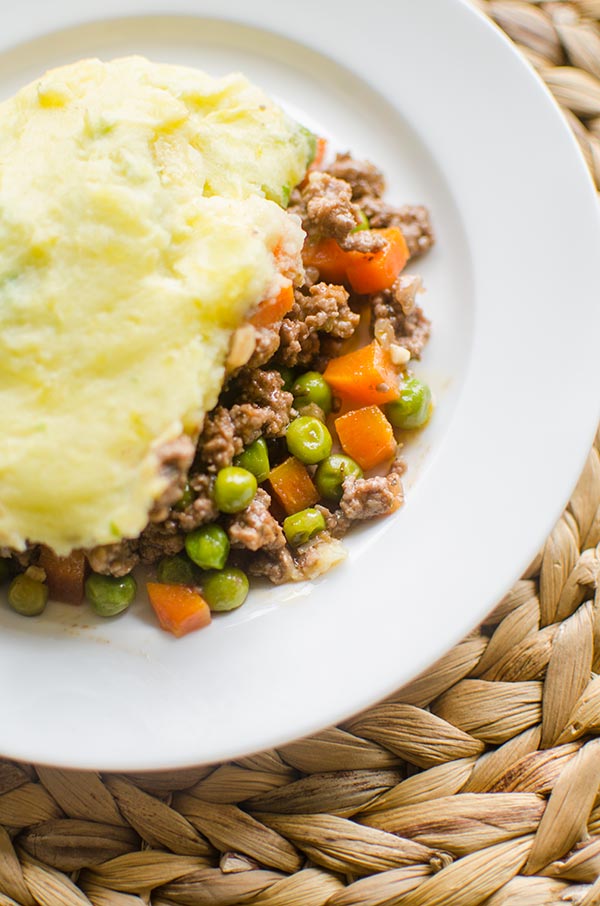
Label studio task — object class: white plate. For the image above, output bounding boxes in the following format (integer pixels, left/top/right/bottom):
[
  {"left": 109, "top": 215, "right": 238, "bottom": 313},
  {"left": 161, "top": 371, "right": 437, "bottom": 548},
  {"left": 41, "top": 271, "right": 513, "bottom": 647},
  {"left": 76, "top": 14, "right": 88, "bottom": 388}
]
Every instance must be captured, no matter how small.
[{"left": 1, "top": 0, "right": 598, "bottom": 770}]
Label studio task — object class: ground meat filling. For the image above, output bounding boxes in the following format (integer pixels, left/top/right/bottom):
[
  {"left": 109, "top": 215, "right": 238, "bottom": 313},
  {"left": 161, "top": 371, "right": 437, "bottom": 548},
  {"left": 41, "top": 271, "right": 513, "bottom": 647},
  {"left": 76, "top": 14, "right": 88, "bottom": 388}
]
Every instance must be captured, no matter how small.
[
  {"left": 87, "top": 540, "right": 140, "bottom": 578},
  {"left": 197, "top": 370, "right": 294, "bottom": 473},
  {"left": 323, "top": 153, "right": 434, "bottom": 258},
  {"left": 298, "top": 283, "right": 359, "bottom": 339},
  {"left": 277, "top": 283, "right": 360, "bottom": 369},
  {"left": 173, "top": 473, "right": 218, "bottom": 533},
  {"left": 340, "top": 459, "right": 406, "bottom": 521},
  {"left": 325, "top": 152, "right": 386, "bottom": 200},
  {"left": 247, "top": 534, "right": 346, "bottom": 585},
  {"left": 247, "top": 325, "right": 281, "bottom": 369},
  {"left": 371, "top": 275, "right": 431, "bottom": 361},
  {"left": 315, "top": 506, "right": 353, "bottom": 541},
  {"left": 197, "top": 406, "right": 243, "bottom": 473},
  {"left": 149, "top": 435, "right": 196, "bottom": 523},
  {"left": 73, "top": 153, "right": 434, "bottom": 582},
  {"left": 315, "top": 459, "right": 406, "bottom": 540},
  {"left": 138, "top": 521, "right": 184, "bottom": 564},
  {"left": 293, "top": 171, "right": 385, "bottom": 254},
  {"left": 365, "top": 201, "right": 435, "bottom": 259},
  {"left": 297, "top": 171, "right": 358, "bottom": 243},
  {"left": 228, "top": 488, "right": 285, "bottom": 552},
  {"left": 234, "top": 369, "right": 294, "bottom": 437},
  {"left": 3, "top": 545, "right": 40, "bottom": 571}
]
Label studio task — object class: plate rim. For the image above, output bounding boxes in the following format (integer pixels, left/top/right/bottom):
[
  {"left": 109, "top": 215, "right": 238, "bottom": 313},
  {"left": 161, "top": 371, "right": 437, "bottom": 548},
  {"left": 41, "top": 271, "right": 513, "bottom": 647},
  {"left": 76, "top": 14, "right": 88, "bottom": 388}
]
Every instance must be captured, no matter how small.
[{"left": 0, "top": 0, "right": 599, "bottom": 770}]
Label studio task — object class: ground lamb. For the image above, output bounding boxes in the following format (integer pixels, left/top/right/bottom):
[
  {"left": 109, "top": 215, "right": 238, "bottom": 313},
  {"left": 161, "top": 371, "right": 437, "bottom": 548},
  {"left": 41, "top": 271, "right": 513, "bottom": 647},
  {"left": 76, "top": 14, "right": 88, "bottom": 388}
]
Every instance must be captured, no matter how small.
[{"left": 228, "top": 489, "right": 286, "bottom": 552}]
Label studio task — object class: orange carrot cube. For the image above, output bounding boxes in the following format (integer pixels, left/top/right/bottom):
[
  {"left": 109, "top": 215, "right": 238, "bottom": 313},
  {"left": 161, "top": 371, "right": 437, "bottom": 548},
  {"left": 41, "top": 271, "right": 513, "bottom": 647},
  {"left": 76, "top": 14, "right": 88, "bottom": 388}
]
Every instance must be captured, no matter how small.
[
  {"left": 345, "top": 228, "right": 409, "bottom": 294},
  {"left": 335, "top": 406, "right": 397, "bottom": 471},
  {"left": 269, "top": 456, "right": 320, "bottom": 515},
  {"left": 147, "top": 583, "right": 212, "bottom": 638},
  {"left": 324, "top": 340, "right": 400, "bottom": 407},
  {"left": 250, "top": 282, "right": 294, "bottom": 328}
]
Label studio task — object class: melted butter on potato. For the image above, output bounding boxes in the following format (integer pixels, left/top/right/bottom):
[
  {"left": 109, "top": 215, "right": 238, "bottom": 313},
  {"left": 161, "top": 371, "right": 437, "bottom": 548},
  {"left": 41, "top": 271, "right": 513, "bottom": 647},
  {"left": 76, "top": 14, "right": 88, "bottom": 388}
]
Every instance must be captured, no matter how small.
[{"left": 0, "top": 57, "right": 310, "bottom": 554}]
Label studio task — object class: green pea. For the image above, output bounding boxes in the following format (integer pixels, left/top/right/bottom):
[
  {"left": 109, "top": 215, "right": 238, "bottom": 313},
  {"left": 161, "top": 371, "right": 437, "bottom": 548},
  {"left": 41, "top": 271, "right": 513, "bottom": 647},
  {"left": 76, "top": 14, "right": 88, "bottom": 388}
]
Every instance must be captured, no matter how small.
[
  {"left": 213, "top": 467, "right": 257, "bottom": 514},
  {"left": 157, "top": 555, "right": 198, "bottom": 586},
  {"left": 0, "top": 558, "right": 14, "bottom": 584},
  {"left": 315, "top": 454, "right": 364, "bottom": 503},
  {"left": 286, "top": 416, "right": 332, "bottom": 465},
  {"left": 386, "top": 376, "right": 432, "bottom": 429},
  {"left": 185, "top": 524, "right": 230, "bottom": 570},
  {"left": 8, "top": 574, "right": 48, "bottom": 616},
  {"left": 283, "top": 508, "right": 326, "bottom": 547},
  {"left": 351, "top": 210, "right": 370, "bottom": 232},
  {"left": 85, "top": 573, "right": 137, "bottom": 617},
  {"left": 234, "top": 437, "right": 270, "bottom": 484},
  {"left": 291, "top": 372, "right": 333, "bottom": 416},
  {"left": 201, "top": 567, "right": 250, "bottom": 613},
  {"left": 174, "top": 481, "right": 194, "bottom": 512}
]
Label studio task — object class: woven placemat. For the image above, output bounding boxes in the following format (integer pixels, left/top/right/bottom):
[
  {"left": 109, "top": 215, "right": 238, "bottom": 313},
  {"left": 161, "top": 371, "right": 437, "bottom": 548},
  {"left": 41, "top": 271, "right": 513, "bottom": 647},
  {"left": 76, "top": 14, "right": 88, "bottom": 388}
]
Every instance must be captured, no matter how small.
[{"left": 2, "top": 3, "right": 600, "bottom": 905}]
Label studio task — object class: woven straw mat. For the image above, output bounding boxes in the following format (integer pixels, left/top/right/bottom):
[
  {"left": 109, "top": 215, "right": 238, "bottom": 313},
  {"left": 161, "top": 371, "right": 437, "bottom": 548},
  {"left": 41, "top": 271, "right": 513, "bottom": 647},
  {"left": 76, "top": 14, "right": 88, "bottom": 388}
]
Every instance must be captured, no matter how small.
[{"left": 2, "top": 3, "right": 600, "bottom": 905}]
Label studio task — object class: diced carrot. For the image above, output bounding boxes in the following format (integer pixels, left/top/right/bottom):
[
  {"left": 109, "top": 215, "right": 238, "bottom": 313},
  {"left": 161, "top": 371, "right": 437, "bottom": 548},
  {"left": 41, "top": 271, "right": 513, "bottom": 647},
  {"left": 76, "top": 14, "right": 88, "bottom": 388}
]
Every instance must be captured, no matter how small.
[
  {"left": 309, "top": 137, "right": 327, "bottom": 171},
  {"left": 39, "top": 547, "right": 86, "bottom": 605},
  {"left": 250, "top": 282, "right": 294, "bottom": 328},
  {"left": 302, "top": 237, "right": 348, "bottom": 284},
  {"left": 147, "top": 583, "right": 212, "bottom": 638},
  {"left": 269, "top": 456, "right": 319, "bottom": 515},
  {"left": 302, "top": 228, "right": 409, "bottom": 295},
  {"left": 346, "top": 228, "right": 409, "bottom": 294},
  {"left": 323, "top": 340, "right": 400, "bottom": 407},
  {"left": 335, "top": 406, "right": 397, "bottom": 471}
]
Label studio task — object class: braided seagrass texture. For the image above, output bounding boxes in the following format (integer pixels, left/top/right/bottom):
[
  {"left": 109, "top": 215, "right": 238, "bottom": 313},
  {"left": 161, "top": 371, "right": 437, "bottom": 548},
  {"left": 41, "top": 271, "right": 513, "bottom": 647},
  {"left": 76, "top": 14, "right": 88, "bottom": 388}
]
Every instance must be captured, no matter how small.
[{"left": 1, "top": 3, "right": 600, "bottom": 904}]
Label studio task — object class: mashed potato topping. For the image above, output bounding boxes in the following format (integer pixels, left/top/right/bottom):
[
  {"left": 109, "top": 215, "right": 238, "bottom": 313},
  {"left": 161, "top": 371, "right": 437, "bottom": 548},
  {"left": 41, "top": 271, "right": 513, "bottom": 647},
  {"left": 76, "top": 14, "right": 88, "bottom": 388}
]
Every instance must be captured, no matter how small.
[{"left": 0, "top": 57, "right": 310, "bottom": 555}]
